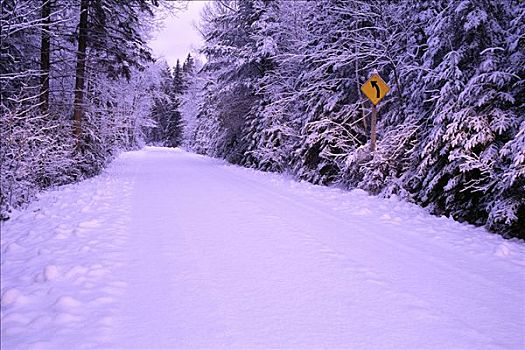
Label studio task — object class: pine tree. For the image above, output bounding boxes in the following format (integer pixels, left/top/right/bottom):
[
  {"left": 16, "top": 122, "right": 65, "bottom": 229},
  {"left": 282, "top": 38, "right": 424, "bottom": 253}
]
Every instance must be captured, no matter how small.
[
  {"left": 289, "top": 0, "right": 373, "bottom": 184},
  {"left": 180, "top": 53, "right": 204, "bottom": 145},
  {"left": 182, "top": 53, "right": 195, "bottom": 75},
  {"left": 173, "top": 59, "right": 185, "bottom": 94},
  {"left": 39, "top": 0, "right": 51, "bottom": 114},
  {"left": 146, "top": 61, "right": 184, "bottom": 148},
  {"left": 1, "top": 0, "right": 170, "bottom": 219},
  {"left": 410, "top": 1, "right": 517, "bottom": 227},
  {"left": 72, "top": 0, "right": 157, "bottom": 143},
  {"left": 193, "top": 0, "right": 264, "bottom": 162},
  {"left": 188, "top": 0, "right": 525, "bottom": 238}
]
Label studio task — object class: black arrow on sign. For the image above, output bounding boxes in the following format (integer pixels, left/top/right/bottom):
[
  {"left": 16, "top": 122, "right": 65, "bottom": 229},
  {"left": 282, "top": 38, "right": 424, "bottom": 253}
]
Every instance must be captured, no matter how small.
[{"left": 370, "top": 80, "right": 380, "bottom": 98}]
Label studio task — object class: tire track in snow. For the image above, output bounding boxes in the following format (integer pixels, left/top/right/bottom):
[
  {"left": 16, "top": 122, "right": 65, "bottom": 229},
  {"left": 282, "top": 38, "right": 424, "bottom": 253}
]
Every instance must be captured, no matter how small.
[
  {"left": 1, "top": 148, "right": 523, "bottom": 349},
  {"left": 107, "top": 148, "right": 522, "bottom": 349},
  {"left": 218, "top": 162, "right": 524, "bottom": 299},
  {"left": 190, "top": 153, "right": 524, "bottom": 348}
]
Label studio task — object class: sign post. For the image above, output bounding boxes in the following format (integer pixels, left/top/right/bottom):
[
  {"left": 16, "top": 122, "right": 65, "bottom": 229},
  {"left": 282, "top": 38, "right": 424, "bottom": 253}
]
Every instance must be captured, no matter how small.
[
  {"left": 370, "top": 104, "right": 378, "bottom": 152},
  {"left": 360, "top": 73, "right": 390, "bottom": 152}
]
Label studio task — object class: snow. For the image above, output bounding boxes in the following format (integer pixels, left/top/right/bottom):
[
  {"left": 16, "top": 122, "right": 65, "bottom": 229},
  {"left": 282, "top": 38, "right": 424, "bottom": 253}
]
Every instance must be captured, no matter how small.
[{"left": 1, "top": 146, "right": 524, "bottom": 349}]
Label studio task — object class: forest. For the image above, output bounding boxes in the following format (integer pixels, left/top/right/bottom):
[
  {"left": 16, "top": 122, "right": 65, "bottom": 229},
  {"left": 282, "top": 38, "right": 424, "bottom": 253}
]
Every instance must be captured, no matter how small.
[
  {"left": 1, "top": 0, "right": 524, "bottom": 239},
  {"left": 184, "top": 0, "right": 524, "bottom": 239},
  {"left": 1, "top": 0, "right": 187, "bottom": 220}
]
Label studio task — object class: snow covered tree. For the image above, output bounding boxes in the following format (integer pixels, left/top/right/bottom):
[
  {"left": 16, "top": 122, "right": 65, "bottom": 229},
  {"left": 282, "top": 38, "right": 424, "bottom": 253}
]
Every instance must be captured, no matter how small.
[
  {"left": 406, "top": 0, "right": 524, "bottom": 237},
  {"left": 173, "top": 59, "right": 185, "bottom": 94},
  {"left": 145, "top": 60, "right": 184, "bottom": 148},
  {"left": 288, "top": 0, "right": 389, "bottom": 184},
  {"left": 186, "top": 0, "right": 525, "bottom": 238},
  {"left": 182, "top": 53, "right": 195, "bottom": 75},
  {"left": 191, "top": 0, "right": 267, "bottom": 162},
  {"left": 237, "top": 0, "right": 296, "bottom": 172},
  {"left": 72, "top": 0, "right": 158, "bottom": 144},
  {"left": 1, "top": 0, "right": 77, "bottom": 218},
  {"left": 180, "top": 54, "right": 204, "bottom": 145},
  {"left": 0, "top": 0, "right": 178, "bottom": 219}
]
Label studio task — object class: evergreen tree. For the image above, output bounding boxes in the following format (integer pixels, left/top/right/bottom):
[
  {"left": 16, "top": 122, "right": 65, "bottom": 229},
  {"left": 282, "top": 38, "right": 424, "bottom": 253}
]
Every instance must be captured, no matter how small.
[
  {"left": 166, "top": 59, "right": 184, "bottom": 147},
  {"left": 0, "top": 0, "right": 172, "bottom": 219},
  {"left": 182, "top": 53, "right": 195, "bottom": 75},
  {"left": 180, "top": 53, "right": 204, "bottom": 145},
  {"left": 72, "top": 0, "right": 157, "bottom": 144},
  {"left": 408, "top": 0, "right": 523, "bottom": 235},
  {"left": 173, "top": 59, "right": 185, "bottom": 94},
  {"left": 188, "top": 0, "right": 525, "bottom": 238},
  {"left": 146, "top": 60, "right": 184, "bottom": 148},
  {"left": 193, "top": 0, "right": 265, "bottom": 162}
]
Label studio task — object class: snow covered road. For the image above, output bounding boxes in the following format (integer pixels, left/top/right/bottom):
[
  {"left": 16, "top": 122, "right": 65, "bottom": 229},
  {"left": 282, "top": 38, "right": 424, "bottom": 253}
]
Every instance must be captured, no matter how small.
[{"left": 1, "top": 147, "right": 524, "bottom": 349}]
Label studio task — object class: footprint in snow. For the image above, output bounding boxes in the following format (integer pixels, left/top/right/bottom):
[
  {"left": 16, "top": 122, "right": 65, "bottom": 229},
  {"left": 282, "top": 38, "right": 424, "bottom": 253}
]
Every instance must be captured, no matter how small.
[
  {"left": 78, "top": 219, "right": 101, "bottom": 229},
  {"left": 54, "top": 312, "right": 83, "bottom": 324},
  {"left": 65, "top": 265, "right": 89, "bottom": 279},
  {"left": 90, "top": 296, "right": 115, "bottom": 305},
  {"left": 34, "top": 212, "right": 46, "bottom": 219},
  {"left": 494, "top": 243, "right": 511, "bottom": 258},
  {"left": 34, "top": 265, "right": 61, "bottom": 282},
  {"left": 1, "top": 288, "right": 30, "bottom": 307},
  {"left": 54, "top": 232, "right": 69, "bottom": 240},
  {"left": 355, "top": 207, "right": 372, "bottom": 216},
  {"left": 88, "top": 267, "right": 110, "bottom": 278},
  {"left": 29, "top": 315, "right": 53, "bottom": 328},
  {"left": 74, "top": 229, "right": 87, "bottom": 238},
  {"left": 54, "top": 295, "right": 83, "bottom": 309},
  {"left": 78, "top": 245, "right": 91, "bottom": 253},
  {"left": 4, "top": 242, "right": 25, "bottom": 254},
  {"left": 380, "top": 213, "right": 392, "bottom": 220},
  {"left": 44, "top": 265, "right": 60, "bottom": 281},
  {"left": 2, "top": 312, "right": 32, "bottom": 326},
  {"left": 54, "top": 224, "right": 73, "bottom": 238}
]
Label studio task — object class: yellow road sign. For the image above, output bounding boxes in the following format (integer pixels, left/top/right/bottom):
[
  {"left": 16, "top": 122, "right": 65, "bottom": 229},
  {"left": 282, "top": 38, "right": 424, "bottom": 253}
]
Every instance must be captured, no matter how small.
[{"left": 361, "top": 74, "right": 390, "bottom": 105}]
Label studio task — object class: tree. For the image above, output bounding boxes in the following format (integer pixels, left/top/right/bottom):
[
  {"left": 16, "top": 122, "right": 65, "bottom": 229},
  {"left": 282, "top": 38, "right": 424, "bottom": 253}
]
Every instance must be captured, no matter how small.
[
  {"left": 72, "top": 0, "right": 158, "bottom": 143},
  {"left": 180, "top": 53, "right": 204, "bottom": 145},
  {"left": 182, "top": 53, "right": 195, "bottom": 75},
  {"left": 173, "top": 59, "right": 185, "bottom": 94},
  {"left": 187, "top": 0, "right": 525, "bottom": 238},
  {"left": 1, "top": 0, "right": 173, "bottom": 220},
  {"left": 72, "top": 0, "right": 88, "bottom": 142},
  {"left": 145, "top": 60, "right": 184, "bottom": 148},
  {"left": 39, "top": 0, "right": 51, "bottom": 114}
]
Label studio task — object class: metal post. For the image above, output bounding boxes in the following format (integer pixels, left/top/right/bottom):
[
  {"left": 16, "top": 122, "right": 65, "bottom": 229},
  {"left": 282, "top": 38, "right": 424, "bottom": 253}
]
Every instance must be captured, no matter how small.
[{"left": 370, "top": 104, "right": 377, "bottom": 152}]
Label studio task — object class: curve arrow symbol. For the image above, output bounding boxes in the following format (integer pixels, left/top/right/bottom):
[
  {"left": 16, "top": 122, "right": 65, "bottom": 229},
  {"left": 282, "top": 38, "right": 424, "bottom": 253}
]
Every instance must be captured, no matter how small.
[{"left": 370, "top": 80, "right": 380, "bottom": 99}]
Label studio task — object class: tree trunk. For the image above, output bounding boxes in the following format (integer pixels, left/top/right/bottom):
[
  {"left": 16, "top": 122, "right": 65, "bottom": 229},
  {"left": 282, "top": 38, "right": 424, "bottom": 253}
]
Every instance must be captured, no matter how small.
[
  {"left": 39, "top": 0, "right": 51, "bottom": 114},
  {"left": 73, "top": 0, "right": 89, "bottom": 142}
]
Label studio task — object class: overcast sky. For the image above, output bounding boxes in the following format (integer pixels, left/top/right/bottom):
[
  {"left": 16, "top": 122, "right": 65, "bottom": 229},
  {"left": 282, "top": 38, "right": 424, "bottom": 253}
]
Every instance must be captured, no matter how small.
[{"left": 148, "top": 1, "right": 209, "bottom": 68}]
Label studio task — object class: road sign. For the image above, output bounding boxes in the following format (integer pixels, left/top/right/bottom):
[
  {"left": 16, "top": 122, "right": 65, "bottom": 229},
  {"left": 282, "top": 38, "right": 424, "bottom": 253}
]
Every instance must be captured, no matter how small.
[{"left": 361, "top": 74, "right": 390, "bottom": 105}]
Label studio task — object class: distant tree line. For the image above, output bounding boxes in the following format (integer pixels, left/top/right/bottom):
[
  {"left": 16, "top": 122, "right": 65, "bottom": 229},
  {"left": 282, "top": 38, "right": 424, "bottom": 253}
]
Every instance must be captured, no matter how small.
[
  {"left": 147, "top": 54, "right": 196, "bottom": 147},
  {"left": 0, "top": 0, "right": 185, "bottom": 219},
  {"left": 183, "top": 0, "right": 525, "bottom": 239}
]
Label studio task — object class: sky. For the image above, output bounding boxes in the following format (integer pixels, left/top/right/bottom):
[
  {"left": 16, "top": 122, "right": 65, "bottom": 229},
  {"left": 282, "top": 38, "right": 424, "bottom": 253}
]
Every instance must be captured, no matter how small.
[{"left": 148, "top": 1, "right": 209, "bottom": 68}]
